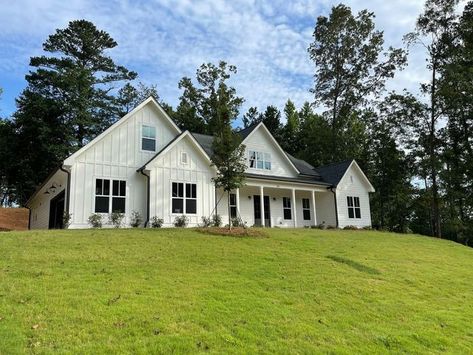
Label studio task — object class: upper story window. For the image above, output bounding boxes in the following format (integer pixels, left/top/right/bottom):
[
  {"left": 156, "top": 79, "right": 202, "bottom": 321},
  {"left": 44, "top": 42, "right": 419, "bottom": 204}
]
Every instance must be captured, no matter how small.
[
  {"left": 142, "top": 125, "right": 156, "bottom": 152},
  {"left": 248, "top": 150, "right": 271, "bottom": 170},
  {"left": 347, "top": 196, "right": 361, "bottom": 219}
]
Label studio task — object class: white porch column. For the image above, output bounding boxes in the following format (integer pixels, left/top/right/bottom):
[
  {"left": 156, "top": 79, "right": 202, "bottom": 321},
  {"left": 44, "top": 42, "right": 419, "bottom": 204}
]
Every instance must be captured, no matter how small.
[
  {"left": 292, "top": 188, "right": 297, "bottom": 228},
  {"left": 260, "top": 185, "right": 265, "bottom": 228},
  {"left": 312, "top": 190, "right": 317, "bottom": 226},
  {"left": 236, "top": 188, "right": 240, "bottom": 218}
]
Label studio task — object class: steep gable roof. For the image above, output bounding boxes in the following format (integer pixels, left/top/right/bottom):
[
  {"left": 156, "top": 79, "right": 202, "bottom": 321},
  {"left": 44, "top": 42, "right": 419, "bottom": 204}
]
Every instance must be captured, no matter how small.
[
  {"left": 138, "top": 131, "right": 214, "bottom": 172},
  {"left": 64, "top": 96, "right": 181, "bottom": 166},
  {"left": 314, "top": 160, "right": 353, "bottom": 186}
]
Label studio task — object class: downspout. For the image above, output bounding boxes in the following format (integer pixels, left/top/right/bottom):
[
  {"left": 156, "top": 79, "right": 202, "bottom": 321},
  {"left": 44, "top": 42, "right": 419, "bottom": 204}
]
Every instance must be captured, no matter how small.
[
  {"left": 59, "top": 166, "right": 71, "bottom": 215},
  {"left": 139, "top": 169, "right": 150, "bottom": 227},
  {"left": 329, "top": 186, "right": 339, "bottom": 228}
]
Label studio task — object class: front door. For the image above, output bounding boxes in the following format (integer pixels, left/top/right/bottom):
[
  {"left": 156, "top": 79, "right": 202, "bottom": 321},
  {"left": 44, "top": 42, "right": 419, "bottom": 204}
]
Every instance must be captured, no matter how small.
[
  {"left": 49, "top": 190, "right": 65, "bottom": 229},
  {"left": 253, "top": 195, "right": 271, "bottom": 227}
]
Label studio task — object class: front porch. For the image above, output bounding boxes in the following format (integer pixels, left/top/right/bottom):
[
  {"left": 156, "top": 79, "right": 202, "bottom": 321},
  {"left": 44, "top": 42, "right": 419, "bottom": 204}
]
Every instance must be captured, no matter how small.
[{"left": 215, "top": 179, "right": 336, "bottom": 228}]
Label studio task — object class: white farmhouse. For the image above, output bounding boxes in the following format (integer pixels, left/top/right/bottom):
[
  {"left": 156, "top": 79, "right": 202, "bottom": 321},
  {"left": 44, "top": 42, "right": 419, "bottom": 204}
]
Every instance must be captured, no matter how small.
[{"left": 26, "top": 97, "right": 375, "bottom": 229}]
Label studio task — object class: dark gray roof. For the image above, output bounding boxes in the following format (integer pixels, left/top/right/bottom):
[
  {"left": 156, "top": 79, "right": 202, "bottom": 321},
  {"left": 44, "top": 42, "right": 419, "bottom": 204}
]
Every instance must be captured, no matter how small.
[
  {"left": 191, "top": 132, "right": 214, "bottom": 156},
  {"left": 314, "top": 160, "right": 353, "bottom": 186},
  {"left": 237, "top": 123, "right": 260, "bottom": 140},
  {"left": 286, "top": 153, "right": 321, "bottom": 177}
]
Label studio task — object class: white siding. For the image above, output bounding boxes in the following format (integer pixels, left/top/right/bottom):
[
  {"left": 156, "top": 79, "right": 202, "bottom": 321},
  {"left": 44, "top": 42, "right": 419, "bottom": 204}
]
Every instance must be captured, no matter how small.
[
  {"left": 336, "top": 165, "right": 372, "bottom": 228},
  {"left": 148, "top": 135, "right": 215, "bottom": 227},
  {"left": 244, "top": 127, "right": 298, "bottom": 178},
  {"left": 68, "top": 102, "right": 179, "bottom": 228},
  {"left": 29, "top": 170, "right": 67, "bottom": 229},
  {"left": 315, "top": 191, "right": 337, "bottom": 227},
  {"left": 216, "top": 186, "right": 321, "bottom": 228}
]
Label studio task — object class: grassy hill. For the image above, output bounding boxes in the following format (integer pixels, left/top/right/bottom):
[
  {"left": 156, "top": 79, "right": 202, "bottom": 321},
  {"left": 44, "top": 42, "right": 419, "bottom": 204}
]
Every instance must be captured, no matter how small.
[{"left": 1, "top": 228, "right": 472, "bottom": 353}]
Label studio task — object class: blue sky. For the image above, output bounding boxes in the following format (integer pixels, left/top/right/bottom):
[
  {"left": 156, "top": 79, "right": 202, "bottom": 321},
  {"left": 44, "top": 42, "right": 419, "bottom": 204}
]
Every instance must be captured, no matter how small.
[{"left": 0, "top": 0, "right": 430, "bottom": 122}]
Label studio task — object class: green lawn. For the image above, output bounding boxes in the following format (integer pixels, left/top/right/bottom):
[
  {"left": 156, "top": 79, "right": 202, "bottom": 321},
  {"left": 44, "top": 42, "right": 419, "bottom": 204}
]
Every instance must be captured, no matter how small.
[{"left": 1, "top": 228, "right": 473, "bottom": 354}]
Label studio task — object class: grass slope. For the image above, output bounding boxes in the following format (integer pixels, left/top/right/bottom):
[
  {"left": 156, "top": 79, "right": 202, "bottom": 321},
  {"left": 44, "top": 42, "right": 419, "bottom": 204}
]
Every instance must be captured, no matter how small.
[{"left": 1, "top": 229, "right": 473, "bottom": 354}]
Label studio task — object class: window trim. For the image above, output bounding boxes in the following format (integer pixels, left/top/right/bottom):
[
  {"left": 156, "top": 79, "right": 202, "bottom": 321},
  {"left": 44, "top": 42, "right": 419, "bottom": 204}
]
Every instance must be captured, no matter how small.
[
  {"left": 283, "top": 197, "right": 292, "bottom": 220},
  {"left": 229, "top": 193, "right": 237, "bottom": 219},
  {"left": 141, "top": 124, "right": 157, "bottom": 152},
  {"left": 171, "top": 182, "right": 197, "bottom": 215},
  {"left": 302, "top": 198, "right": 311, "bottom": 221},
  {"left": 347, "top": 196, "right": 361, "bottom": 219},
  {"left": 248, "top": 150, "right": 272, "bottom": 171},
  {"left": 94, "top": 178, "right": 126, "bottom": 214}
]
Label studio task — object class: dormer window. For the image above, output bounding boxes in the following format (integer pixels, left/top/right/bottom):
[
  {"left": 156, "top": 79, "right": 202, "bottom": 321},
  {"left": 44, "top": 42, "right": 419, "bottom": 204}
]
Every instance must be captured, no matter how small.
[
  {"left": 142, "top": 125, "right": 156, "bottom": 152},
  {"left": 249, "top": 150, "right": 271, "bottom": 170}
]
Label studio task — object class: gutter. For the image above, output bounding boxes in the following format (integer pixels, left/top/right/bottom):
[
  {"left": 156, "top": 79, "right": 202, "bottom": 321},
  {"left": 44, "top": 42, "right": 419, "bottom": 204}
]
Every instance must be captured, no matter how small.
[
  {"left": 59, "top": 166, "right": 71, "bottom": 215},
  {"left": 139, "top": 169, "right": 150, "bottom": 227},
  {"left": 329, "top": 186, "right": 339, "bottom": 228}
]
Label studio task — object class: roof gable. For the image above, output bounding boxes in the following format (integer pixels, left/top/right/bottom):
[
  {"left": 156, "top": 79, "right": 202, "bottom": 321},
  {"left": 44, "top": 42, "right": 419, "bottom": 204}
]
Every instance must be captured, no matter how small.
[
  {"left": 139, "top": 131, "right": 214, "bottom": 172},
  {"left": 315, "top": 160, "right": 375, "bottom": 191},
  {"left": 64, "top": 97, "right": 181, "bottom": 166},
  {"left": 239, "top": 123, "right": 300, "bottom": 175}
]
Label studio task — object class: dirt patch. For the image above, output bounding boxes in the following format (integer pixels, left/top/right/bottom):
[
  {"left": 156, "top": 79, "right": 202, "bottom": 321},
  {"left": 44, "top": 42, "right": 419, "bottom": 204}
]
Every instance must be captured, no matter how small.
[
  {"left": 0, "top": 208, "right": 29, "bottom": 231},
  {"left": 196, "top": 227, "right": 268, "bottom": 238}
]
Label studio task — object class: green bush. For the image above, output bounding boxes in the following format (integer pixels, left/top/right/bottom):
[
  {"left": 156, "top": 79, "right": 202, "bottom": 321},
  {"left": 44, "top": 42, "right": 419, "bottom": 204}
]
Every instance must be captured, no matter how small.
[
  {"left": 174, "top": 215, "right": 189, "bottom": 228},
  {"left": 150, "top": 216, "right": 164, "bottom": 228},
  {"left": 130, "top": 211, "right": 142, "bottom": 228},
  {"left": 62, "top": 211, "right": 72, "bottom": 229},
  {"left": 211, "top": 214, "right": 222, "bottom": 227},
  {"left": 231, "top": 217, "right": 245, "bottom": 228},
  {"left": 343, "top": 225, "right": 359, "bottom": 230},
  {"left": 109, "top": 212, "right": 124, "bottom": 228},
  {"left": 88, "top": 213, "right": 102, "bottom": 228},
  {"left": 200, "top": 216, "right": 212, "bottom": 228}
]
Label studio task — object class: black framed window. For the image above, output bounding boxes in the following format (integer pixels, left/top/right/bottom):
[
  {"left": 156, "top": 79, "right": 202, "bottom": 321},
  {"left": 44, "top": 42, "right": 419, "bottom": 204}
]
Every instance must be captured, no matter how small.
[
  {"left": 229, "top": 193, "right": 237, "bottom": 218},
  {"left": 186, "top": 183, "right": 197, "bottom": 214},
  {"left": 172, "top": 182, "right": 197, "bottom": 214},
  {"left": 347, "top": 196, "right": 361, "bottom": 219},
  {"left": 95, "top": 179, "right": 110, "bottom": 213},
  {"left": 95, "top": 179, "right": 126, "bottom": 213},
  {"left": 142, "top": 125, "right": 156, "bottom": 152},
  {"left": 283, "top": 197, "right": 292, "bottom": 220},
  {"left": 302, "top": 198, "right": 311, "bottom": 220},
  {"left": 112, "top": 180, "right": 126, "bottom": 213}
]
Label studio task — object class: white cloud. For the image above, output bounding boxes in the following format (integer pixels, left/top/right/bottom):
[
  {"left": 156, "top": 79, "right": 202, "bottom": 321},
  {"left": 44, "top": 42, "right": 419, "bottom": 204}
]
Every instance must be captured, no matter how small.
[{"left": 0, "top": 0, "right": 433, "bottom": 120}]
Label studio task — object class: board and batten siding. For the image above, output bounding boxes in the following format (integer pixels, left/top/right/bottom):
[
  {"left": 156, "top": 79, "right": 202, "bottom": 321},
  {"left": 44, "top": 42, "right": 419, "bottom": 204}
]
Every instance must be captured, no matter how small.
[
  {"left": 243, "top": 127, "right": 298, "bottom": 178},
  {"left": 335, "top": 165, "right": 372, "bottom": 228},
  {"left": 68, "top": 102, "right": 179, "bottom": 228},
  {"left": 148, "top": 135, "right": 215, "bottom": 227},
  {"left": 29, "top": 170, "right": 68, "bottom": 229}
]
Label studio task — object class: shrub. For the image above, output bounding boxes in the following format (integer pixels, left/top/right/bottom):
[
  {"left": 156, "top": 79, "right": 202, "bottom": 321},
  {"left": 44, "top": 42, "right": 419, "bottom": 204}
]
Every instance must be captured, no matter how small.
[
  {"left": 109, "top": 211, "right": 125, "bottom": 228},
  {"left": 200, "top": 216, "right": 212, "bottom": 228},
  {"left": 130, "top": 210, "right": 142, "bottom": 228},
  {"left": 362, "top": 226, "right": 373, "bottom": 231},
  {"left": 343, "top": 225, "right": 359, "bottom": 230},
  {"left": 151, "top": 216, "right": 164, "bottom": 228},
  {"left": 88, "top": 213, "right": 102, "bottom": 228},
  {"left": 326, "top": 225, "right": 337, "bottom": 230},
  {"left": 231, "top": 217, "right": 245, "bottom": 228},
  {"left": 174, "top": 215, "right": 188, "bottom": 227},
  {"left": 212, "top": 214, "right": 222, "bottom": 227},
  {"left": 63, "top": 211, "right": 72, "bottom": 229}
]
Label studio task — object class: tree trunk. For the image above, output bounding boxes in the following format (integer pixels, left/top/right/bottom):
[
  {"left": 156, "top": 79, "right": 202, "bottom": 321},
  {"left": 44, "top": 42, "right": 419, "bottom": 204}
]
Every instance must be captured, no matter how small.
[
  {"left": 228, "top": 190, "right": 232, "bottom": 230},
  {"left": 430, "top": 61, "right": 441, "bottom": 238}
]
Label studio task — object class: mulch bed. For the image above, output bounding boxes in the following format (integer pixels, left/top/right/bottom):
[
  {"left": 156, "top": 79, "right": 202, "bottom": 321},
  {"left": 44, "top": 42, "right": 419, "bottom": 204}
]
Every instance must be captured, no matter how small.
[{"left": 196, "top": 227, "right": 268, "bottom": 238}]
